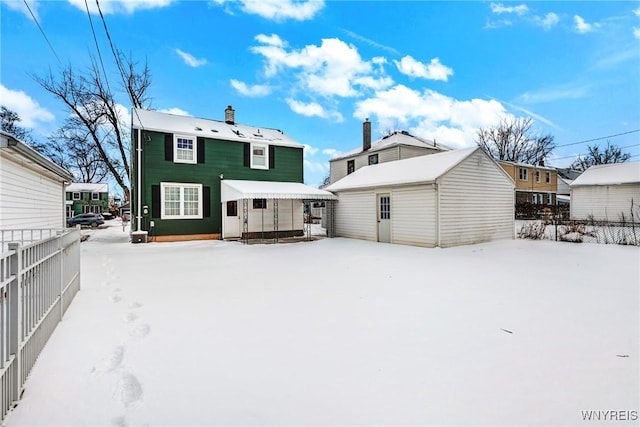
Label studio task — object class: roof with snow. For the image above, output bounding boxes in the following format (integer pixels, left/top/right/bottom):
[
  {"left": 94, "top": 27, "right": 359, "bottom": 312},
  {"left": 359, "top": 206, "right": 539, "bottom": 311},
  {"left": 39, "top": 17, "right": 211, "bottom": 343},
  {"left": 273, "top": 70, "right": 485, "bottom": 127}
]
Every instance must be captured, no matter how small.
[
  {"left": 326, "top": 146, "right": 483, "bottom": 192},
  {"left": 570, "top": 162, "right": 640, "bottom": 186},
  {"left": 66, "top": 183, "right": 108, "bottom": 193},
  {"left": 132, "top": 108, "right": 303, "bottom": 148},
  {"left": 330, "top": 131, "right": 449, "bottom": 161},
  {"left": 220, "top": 180, "right": 337, "bottom": 202}
]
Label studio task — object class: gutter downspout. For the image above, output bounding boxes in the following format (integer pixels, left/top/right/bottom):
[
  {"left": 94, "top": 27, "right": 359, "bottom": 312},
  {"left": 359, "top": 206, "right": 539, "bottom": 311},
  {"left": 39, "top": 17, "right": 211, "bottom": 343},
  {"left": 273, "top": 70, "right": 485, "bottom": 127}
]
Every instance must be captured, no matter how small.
[{"left": 136, "top": 127, "right": 142, "bottom": 232}]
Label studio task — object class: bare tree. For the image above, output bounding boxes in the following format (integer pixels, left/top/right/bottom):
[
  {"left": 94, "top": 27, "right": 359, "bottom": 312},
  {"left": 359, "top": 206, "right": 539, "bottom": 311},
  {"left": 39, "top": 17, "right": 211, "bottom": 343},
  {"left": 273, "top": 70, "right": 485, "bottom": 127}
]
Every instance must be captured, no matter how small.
[
  {"left": 571, "top": 141, "right": 631, "bottom": 171},
  {"left": 33, "top": 52, "right": 151, "bottom": 202},
  {"left": 476, "top": 117, "right": 555, "bottom": 165}
]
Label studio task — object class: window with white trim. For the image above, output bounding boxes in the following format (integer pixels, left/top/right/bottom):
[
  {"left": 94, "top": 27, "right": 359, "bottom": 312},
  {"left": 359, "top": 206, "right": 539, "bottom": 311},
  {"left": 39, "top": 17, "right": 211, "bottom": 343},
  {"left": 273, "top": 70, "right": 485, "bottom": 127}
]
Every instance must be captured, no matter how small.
[
  {"left": 519, "top": 167, "right": 528, "bottom": 181},
  {"left": 92, "top": 192, "right": 99, "bottom": 200},
  {"left": 174, "top": 135, "right": 196, "bottom": 164},
  {"left": 73, "top": 192, "right": 80, "bottom": 200},
  {"left": 160, "top": 182, "right": 202, "bottom": 219},
  {"left": 535, "top": 170, "right": 541, "bottom": 183},
  {"left": 253, "top": 198, "right": 267, "bottom": 209},
  {"left": 545, "top": 171, "right": 551, "bottom": 184},
  {"left": 251, "top": 143, "right": 268, "bottom": 169},
  {"left": 547, "top": 193, "right": 553, "bottom": 204}
]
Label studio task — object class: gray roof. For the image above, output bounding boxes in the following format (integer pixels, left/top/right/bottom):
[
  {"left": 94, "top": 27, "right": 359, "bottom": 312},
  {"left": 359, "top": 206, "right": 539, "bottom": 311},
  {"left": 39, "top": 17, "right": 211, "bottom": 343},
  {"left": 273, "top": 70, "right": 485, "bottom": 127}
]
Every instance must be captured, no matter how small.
[{"left": 132, "top": 108, "right": 303, "bottom": 148}]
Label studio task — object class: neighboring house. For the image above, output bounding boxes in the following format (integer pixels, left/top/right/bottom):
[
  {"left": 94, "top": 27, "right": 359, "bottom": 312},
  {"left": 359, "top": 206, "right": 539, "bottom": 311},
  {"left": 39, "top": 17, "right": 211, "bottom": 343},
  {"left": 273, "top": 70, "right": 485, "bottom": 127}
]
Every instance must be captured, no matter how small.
[
  {"left": 328, "top": 119, "right": 449, "bottom": 184},
  {"left": 0, "top": 130, "right": 73, "bottom": 229},
  {"left": 130, "top": 106, "right": 334, "bottom": 242},
  {"left": 570, "top": 162, "right": 640, "bottom": 222},
  {"left": 65, "top": 183, "right": 109, "bottom": 218},
  {"left": 326, "top": 146, "right": 515, "bottom": 248},
  {"left": 498, "top": 161, "right": 558, "bottom": 206}
]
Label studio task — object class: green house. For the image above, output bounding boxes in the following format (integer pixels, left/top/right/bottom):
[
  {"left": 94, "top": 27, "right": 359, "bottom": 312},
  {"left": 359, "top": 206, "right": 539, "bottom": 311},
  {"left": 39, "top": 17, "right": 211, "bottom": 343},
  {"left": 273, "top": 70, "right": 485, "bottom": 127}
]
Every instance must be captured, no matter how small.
[
  {"left": 130, "top": 106, "right": 335, "bottom": 243},
  {"left": 65, "top": 183, "right": 109, "bottom": 218}
]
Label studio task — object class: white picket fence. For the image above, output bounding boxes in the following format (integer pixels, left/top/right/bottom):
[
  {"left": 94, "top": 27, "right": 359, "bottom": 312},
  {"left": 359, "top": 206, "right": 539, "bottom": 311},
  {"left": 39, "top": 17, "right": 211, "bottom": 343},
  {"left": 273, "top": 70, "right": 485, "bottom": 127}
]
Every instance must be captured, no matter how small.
[{"left": 0, "top": 228, "right": 81, "bottom": 422}]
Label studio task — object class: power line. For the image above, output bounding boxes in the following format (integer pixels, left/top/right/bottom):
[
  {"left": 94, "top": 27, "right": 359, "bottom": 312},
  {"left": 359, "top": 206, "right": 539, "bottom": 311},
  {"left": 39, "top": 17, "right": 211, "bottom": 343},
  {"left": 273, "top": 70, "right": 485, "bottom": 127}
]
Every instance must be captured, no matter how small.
[
  {"left": 555, "top": 129, "right": 640, "bottom": 148},
  {"left": 23, "top": 0, "right": 62, "bottom": 65},
  {"left": 84, "top": 0, "right": 112, "bottom": 94},
  {"left": 549, "top": 143, "right": 640, "bottom": 164}
]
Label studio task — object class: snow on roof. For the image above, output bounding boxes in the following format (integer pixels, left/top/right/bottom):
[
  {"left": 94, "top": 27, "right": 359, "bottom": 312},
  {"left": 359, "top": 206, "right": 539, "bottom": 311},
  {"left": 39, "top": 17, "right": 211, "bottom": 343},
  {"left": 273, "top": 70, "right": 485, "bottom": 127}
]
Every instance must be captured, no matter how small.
[
  {"left": 570, "top": 162, "right": 640, "bottom": 186},
  {"left": 221, "top": 180, "right": 337, "bottom": 202},
  {"left": 497, "top": 160, "right": 557, "bottom": 171},
  {"left": 66, "top": 183, "right": 108, "bottom": 193},
  {"left": 326, "top": 147, "right": 480, "bottom": 192},
  {"left": 132, "top": 108, "right": 303, "bottom": 148},
  {"left": 330, "top": 131, "right": 448, "bottom": 161}
]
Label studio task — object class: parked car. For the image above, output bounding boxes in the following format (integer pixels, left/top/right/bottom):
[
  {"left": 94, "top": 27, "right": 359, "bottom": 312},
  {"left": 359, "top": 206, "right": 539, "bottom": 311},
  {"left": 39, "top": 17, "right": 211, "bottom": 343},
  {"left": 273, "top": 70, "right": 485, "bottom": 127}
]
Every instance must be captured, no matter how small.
[{"left": 66, "top": 213, "right": 105, "bottom": 228}]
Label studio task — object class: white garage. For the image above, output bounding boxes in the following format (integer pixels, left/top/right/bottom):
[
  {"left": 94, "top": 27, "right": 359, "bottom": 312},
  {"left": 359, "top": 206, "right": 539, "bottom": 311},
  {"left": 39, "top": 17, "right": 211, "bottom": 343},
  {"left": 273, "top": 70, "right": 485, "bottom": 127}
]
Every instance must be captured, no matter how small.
[
  {"left": 326, "top": 147, "right": 515, "bottom": 248},
  {"left": 570, "top": 162, "right": 640, "bottom": 222}
]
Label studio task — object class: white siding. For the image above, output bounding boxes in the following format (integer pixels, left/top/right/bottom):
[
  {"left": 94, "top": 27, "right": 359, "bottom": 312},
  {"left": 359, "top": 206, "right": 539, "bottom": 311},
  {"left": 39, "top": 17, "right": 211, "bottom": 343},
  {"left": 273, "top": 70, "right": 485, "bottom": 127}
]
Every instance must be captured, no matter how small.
[
  {"left": 329, "top": 148, "right": 400, "bottom": 184},
  {"left": 571, "top": 184, "right": 640, "bottom": 222},
  {"left": 391, "top": 185, "right": 437, "bottom": 247},
  {"left": 0, "top": 153, "right": 66, "bottom": 229},
  {"left": 398, "top": 146, "right": 440, "bottom": 160},
  {"left": 333, "top": 190, "right": 377, "bottom": 241},
  {"left": 438, "top": 150, "right": 514, "bottom": 247}
]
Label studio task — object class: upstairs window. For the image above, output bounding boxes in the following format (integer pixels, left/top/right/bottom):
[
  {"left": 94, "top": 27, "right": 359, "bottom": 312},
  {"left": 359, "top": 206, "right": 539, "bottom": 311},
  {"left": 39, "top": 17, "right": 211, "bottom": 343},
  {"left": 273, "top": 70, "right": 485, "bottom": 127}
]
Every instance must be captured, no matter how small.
[
  {"left": 535, "top": 170, "right": 541, "bottom": 183},
  {"left": 174, "top": 136, "right": 196, "bottom": 164},
  {"left": 92, "top": 192, "right": 99, "bottom": 200},
  {"left": 251, "top": 143, "right": 268, "bottom": 170},
  {"left": 347, "top": 160, "right": 355, "bottom": 175},
  {"left": 519, "top": 167, "right": 528, "bottom": 181},
  {"left": 545, "top": 171, "right": 551, "bottom": 184},
  {"left": 73, "top": 192, "right": 80, "bottom": 200},
  {"left": 368, "top": 154, "right": 379, "bottom": 165}
]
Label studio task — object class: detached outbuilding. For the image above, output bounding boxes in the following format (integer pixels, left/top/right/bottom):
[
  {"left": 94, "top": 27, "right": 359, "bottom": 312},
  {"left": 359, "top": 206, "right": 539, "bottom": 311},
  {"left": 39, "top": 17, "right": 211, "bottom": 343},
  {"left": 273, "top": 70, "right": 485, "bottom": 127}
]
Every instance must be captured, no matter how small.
[
  {"left": 326, "top": 147, "right": 515, "bottom": 248},
  {"left": 570, "top": 162, "right": 640, "bottom": 222}
]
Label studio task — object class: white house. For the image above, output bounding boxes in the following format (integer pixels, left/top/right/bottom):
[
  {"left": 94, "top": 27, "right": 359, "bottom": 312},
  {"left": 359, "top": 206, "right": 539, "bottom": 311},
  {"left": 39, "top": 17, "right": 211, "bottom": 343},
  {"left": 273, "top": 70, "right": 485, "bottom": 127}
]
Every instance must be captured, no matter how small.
[
  {"left": 0, "top": 131, "right": 73, "bottom": 230},
  {"left": 326, "top": 146, "right": 515, "bottom": 248},
  {"left": 570, "top": 162, "right": 640, "bottom": 222}
]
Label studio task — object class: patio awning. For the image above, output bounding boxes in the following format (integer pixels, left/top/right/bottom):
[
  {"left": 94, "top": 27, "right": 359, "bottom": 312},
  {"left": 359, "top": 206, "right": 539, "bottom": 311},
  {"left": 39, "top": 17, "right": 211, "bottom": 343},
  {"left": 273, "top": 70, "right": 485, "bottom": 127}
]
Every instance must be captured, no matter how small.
[{"left": 220, "top": 179, "right": 337, "bottom": 203}]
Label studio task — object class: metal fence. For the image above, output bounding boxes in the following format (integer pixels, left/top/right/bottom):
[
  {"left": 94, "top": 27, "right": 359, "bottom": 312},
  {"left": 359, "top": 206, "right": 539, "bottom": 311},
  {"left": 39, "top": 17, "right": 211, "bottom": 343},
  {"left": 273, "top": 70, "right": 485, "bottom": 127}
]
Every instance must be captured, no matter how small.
[
  {"left": 517, "top": 218, "right": 640, "bottom": 245},
  {"left": 0, "top": 228, "right": 81, "bottom": 422}
]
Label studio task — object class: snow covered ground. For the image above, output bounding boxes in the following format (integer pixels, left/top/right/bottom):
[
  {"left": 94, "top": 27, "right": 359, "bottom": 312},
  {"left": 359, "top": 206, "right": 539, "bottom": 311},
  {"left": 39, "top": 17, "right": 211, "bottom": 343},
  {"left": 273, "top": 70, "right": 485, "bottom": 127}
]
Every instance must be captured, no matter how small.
[{"left": 5, "top": 222, "right": 639, "bottom": 426}]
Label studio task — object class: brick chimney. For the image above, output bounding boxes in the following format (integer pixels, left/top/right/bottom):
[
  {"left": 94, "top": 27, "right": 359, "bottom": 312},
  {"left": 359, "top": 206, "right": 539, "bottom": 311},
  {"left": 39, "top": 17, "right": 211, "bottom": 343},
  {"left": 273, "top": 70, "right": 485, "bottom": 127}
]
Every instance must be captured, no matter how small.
[
  {"left": 363, "top": 118, "right": 371, "bottom": 152},
  {"left": 224, "top": 105, "right": 235, "bottom": 125}
]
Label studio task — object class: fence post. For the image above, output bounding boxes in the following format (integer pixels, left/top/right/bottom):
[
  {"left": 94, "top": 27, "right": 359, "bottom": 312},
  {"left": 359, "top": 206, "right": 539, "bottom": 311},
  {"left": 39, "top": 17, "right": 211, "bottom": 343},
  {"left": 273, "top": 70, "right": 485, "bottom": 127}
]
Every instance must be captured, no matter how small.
[
  {"left": 58, "top": 231, "right": 64, "bottom": 320},
  {"left": 7, "top": 242, "right": 22, "bottom": 404}
]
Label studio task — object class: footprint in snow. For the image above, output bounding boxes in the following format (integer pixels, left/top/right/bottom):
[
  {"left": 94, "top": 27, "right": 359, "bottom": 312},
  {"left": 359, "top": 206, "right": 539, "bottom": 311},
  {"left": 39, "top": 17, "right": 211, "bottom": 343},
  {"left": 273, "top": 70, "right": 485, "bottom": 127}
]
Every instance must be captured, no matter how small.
[
  {"left": 92, "top": 346, "right": 124, "bottom": 373},
  {"left": 114, "top": 372, "right": 143, "bottom": 407},
  {"left": 129, "top": 301, "right": 142, "bottom": 309},
  {"left": 109, "top": 294, "right": 122, "bottom": 303},
  {"left": 111, "top": 416, "right": 127, "bottom": 427},
  {"left": 122, "top": 312, "right": 139, "bottom": 323},
  {"left": 129, "top": 323, "right": 150, "bottom": 340}
]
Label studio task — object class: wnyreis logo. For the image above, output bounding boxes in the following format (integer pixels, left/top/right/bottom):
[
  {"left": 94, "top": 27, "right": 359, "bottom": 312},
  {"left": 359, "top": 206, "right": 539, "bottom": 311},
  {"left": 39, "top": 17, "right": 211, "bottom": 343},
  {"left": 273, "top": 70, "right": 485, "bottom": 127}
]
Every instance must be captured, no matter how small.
[{"left": 581, "top": 410, "right": 638, "bottom": 422}]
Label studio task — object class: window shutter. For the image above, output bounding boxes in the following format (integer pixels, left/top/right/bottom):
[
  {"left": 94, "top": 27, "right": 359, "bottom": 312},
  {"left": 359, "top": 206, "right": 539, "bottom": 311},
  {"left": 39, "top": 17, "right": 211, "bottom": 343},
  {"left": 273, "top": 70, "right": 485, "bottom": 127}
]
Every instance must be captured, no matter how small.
[
  {"left": 203, "top": 186, "right": 211, "bottom": 217},
  {"left": 152, "top": 185, "right": 160, "bottom": 217},
  {"left": 197, "top": 137, "right": 205, "bottom": 163},
  {"left": 269, "top": 145, "right": 275, "bottom": 169},
  {"left": 164, "top": 134, "right": 174, "bottom": 161},
  {"left": 244, "top": 143, "right": 250, "bottom": 167}
]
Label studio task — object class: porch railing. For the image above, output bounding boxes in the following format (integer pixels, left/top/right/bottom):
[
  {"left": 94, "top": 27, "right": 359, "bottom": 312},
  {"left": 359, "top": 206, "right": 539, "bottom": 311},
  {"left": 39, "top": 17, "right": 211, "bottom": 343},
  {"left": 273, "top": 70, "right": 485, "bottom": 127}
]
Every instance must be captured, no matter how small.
[{"left": 0, "top": 228, "right": 81, "bottom": 422}]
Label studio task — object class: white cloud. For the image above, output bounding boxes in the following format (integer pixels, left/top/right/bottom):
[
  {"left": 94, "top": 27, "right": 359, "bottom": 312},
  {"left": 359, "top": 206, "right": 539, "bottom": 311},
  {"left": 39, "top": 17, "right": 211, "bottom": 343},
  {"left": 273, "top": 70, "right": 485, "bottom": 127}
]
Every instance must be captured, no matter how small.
[
  {"left": 255, "top": 33, "right": 286, "bottom": 47},
  {"left": 341, "top": 29, "right": 400, "bottom": 56},
  {"left": 0, "top": 84, "right": 54, "bottom": 128},
  {"left": 574, "top": 15, "right": 599, "bottom": 33},
  {"left": 354, "top": 85, "right": 508, "bottom": 148},
  {"left": 67, "top": 0, "right": 175, "bottom": 15},
  {"left": 230, "top": 79, "right": 272, "bottom": 97},
  {"left": 286, "top": 98, "right": 343, "bottom": 122},
  {"left": 483, "top": 19, "right": 513, "bottom": 30},
  {"left": 214, "top": 0, "right": 324, "bottom": 22},
  {"left": 159, "top": 107, "right": 190, "bottom": 116},
  {"left": 490, "top": 3, "right": 529, "bottom": 16},
  {"left": 252, "top": 35, "right": 380, "bottom": 98},
  {"left": 321, "top": 148, "right": 340, "bottom": 157},
  {"left": 634, "top": 8, "right": 640, "bottom": 17},
  {"left": 175, "top": 49, "right": 207, "bottom": 67},
  {"left": 303, "top": 144, "right": 318, "bottom": 157},
  {"left": 1, "top": 0, "right": 40, "bottom": 20},
  {"left": 303, "top": 158, "right": 328, "bottom": 174},
  {"left": 517, "top": 84, "right": 590, "bottom": 104},
  {"left": 535, "top": 12, "right": 559, "bottom": 30},
  {"left": 634, "top": 27, "right": 640, "bottom": 39},
  {"left": 394, "top": 56, "right": 453, "bottom": 82}
]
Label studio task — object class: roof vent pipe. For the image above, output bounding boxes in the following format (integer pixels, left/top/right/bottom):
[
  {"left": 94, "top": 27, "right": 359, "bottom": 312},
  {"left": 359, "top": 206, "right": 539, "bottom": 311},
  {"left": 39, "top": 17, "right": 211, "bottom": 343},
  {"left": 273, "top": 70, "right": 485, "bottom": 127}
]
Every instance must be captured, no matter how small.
[
  {"left": 363, "top": 118, "right": 371, "bottom": 152},
  {"left": 225, "top": 105, "right": 235, "bottom": 125}
]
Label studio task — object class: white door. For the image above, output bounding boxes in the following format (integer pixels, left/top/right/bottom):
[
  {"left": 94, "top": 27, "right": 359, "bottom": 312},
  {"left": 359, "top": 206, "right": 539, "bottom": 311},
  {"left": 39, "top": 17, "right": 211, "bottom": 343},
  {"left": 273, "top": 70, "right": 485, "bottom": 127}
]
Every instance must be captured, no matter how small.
[
  {"left": 223, "top": 200, "right": 241, "bottom": 238},
  {"left": 377, "top": 194, "right": 391, "bottom": 243}
]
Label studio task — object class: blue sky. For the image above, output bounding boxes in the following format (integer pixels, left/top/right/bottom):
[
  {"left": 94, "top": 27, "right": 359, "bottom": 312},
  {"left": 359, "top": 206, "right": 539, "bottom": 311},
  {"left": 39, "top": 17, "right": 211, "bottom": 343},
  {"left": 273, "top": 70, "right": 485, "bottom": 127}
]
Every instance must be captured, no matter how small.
[{"left": 1, "top": 0, "right": 639, "bottom": 188}]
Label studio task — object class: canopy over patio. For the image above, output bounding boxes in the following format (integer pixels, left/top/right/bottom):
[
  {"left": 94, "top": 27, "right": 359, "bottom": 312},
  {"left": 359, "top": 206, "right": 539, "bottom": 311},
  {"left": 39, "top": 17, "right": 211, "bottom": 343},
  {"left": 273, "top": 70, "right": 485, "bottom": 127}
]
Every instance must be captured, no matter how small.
[{"left": 220, "top": 179, "right": 337, "bottom": 202}]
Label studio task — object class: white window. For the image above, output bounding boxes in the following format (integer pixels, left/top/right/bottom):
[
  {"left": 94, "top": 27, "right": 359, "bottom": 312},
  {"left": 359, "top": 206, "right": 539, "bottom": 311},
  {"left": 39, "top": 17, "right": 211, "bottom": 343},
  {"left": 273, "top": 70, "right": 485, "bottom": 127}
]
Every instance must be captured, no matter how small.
[
  {"left": 519, "top": 167, "right": 528, "bottom": 181},
  {"left": 92, "top": 192, "right": 99, "bottom": 200},
  {"left": 535, "top": 170, "right": 541, "bottom": 183},
  {"left": 545, "top": 171, "right": 551, "bottom": 184},
  {"left": 547, "top": 193, "right": 553, "bottom": 204},
  {"left": 73, "top": 192, "right": 80, "bottom": 200},
  {"left": 251, "top": 143, "right": 268, "bottom": 170},
  {"left": 160, "top": 182, "right": 202, "bottom": 219},
  {"left": 174, "top": 135, "right": 196, "bottom": 164}
]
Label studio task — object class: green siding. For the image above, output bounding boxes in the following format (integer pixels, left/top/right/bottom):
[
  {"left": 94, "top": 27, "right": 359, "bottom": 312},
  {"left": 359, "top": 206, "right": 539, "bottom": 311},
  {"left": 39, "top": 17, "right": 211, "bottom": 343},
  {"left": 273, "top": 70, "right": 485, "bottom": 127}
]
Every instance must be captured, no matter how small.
[{"left": 135, "top": 130, "right": 303, "bottom": 237}]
